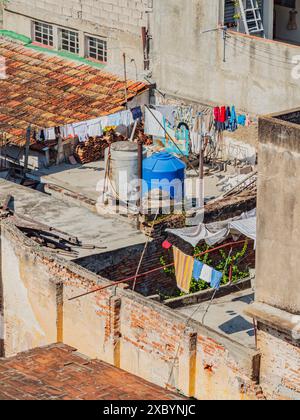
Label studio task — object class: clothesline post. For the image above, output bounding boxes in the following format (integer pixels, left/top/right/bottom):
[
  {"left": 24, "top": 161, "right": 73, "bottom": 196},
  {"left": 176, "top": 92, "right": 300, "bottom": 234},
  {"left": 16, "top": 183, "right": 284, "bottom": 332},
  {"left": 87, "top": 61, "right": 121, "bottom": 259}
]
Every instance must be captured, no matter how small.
[{"left": 24, "top": 125, "right": 31, "bottom": 177}]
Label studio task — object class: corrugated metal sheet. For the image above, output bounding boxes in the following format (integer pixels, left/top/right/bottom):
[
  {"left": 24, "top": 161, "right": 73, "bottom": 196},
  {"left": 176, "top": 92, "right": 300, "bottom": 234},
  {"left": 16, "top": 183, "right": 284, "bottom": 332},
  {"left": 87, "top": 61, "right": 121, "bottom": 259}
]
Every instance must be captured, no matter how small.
[{"left": 0, "top": 39, "right": 148, "bottom": 146}]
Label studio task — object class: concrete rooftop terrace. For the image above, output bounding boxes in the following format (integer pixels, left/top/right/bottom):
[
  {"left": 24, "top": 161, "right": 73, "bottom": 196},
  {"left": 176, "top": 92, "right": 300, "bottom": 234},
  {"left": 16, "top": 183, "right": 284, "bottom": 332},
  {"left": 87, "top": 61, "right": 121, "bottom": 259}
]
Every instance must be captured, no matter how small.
[
  {"left": 177, "top": 289, "right": 256, "bottom": 348},
  {"left": 0, "top": 344, "right": 183, "bottom": 400},
  {"left": 0, "top": 179, "right": 146, "bottom": 259},
  {"left": 29, "top": 159, "right": 230, "bottom": 205}
]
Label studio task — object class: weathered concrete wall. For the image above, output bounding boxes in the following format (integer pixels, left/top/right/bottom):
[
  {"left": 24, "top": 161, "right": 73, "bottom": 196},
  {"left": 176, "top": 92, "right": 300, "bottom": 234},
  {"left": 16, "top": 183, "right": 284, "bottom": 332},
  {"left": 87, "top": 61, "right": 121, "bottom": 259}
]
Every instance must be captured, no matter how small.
[
  {"left": 1, "top": 224, "right": 57, "bottom": 355},
  {"left": 257, "top": 324, "right": 300, "bottom": 400},
  {"left": 152, "top": 0, "right": 300, "bottom": 115},
  {"left": 256, "top": 114, "right": 300, "bottom": 314},
  {"left": 3, "top": 0, "right": 150, "bottom": 78},
  {"left": 0, "top": 219, "right": 261, "bottom": 400},
  {"left": 245, "top": 110, "right": 300, "bottom": 401}
]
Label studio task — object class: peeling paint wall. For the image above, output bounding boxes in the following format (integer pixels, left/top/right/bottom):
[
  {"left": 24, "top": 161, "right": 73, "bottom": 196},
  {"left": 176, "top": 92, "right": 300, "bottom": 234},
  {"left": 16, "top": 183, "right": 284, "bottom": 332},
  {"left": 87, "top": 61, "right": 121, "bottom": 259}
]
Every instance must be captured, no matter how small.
[{"left": 1, "top": 228, "right": 57, "bottom": 356}]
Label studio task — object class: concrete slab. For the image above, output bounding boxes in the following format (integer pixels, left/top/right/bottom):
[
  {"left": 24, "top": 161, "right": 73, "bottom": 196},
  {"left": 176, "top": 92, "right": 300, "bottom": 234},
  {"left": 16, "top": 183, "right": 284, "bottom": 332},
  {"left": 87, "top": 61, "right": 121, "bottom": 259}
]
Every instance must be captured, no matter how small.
[
  {"left": 0, "top": 179, "right": 146, "bottom": 259},
  {"left": 30, "top": 160, "right": 104, "bottom": 202},
  {"left": 30, "top": 160, "right": 235, "bottom": 204},
  {"left": 176, "top": 289, "right": 256, "bottom": 348}
]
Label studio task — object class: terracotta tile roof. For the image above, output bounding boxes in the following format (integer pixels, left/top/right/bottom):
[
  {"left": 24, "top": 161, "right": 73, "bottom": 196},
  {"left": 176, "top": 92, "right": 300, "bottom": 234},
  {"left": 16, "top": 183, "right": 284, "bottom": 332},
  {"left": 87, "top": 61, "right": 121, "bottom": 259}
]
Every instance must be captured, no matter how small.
[
  {"left": 0, "top": 40, "right": 148, "bottom": 146},
  {"left": 0, "top": 344, "right": 184, "bottom": 400}
]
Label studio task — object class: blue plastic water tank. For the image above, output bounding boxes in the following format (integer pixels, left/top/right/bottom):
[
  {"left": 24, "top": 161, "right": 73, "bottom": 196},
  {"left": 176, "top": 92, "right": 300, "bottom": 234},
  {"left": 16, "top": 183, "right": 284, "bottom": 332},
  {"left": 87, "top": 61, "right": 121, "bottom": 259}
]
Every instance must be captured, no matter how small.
[{"left": 142, "top": 152, "right": 186, "bottom": 200}]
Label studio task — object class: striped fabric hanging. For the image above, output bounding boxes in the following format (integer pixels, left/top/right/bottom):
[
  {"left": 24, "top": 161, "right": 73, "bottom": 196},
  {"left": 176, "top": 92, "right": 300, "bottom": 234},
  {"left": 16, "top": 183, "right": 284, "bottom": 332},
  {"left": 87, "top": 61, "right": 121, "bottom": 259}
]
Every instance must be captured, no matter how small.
[{"left": 173, "top": 247, "right": 194, "bottom": 294}]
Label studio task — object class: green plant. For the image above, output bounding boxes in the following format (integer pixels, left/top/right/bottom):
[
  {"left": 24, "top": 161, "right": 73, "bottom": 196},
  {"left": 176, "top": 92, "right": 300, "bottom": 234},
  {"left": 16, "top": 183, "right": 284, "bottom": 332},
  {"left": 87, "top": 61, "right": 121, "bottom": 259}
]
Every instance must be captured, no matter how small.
[{"left": 159, "top": 241, "right": 250, "bottom": 299}]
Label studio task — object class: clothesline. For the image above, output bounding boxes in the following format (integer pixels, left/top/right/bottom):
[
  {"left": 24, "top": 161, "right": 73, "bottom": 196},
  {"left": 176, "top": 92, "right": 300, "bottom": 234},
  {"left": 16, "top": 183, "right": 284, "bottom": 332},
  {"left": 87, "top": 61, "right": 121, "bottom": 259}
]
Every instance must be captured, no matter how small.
[
  {"left": 68, "top": 239, "right": 248, "bottom": 301},
  {"left": 31, "top": 106, "right": 143, "bottom": 143}
]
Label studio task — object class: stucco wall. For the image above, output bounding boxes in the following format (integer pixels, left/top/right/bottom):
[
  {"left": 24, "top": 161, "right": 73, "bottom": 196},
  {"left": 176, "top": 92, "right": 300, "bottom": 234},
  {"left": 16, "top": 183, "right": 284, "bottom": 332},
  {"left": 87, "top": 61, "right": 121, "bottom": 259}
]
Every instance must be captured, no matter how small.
[
  {"left": 256, "top": 114, "right": 300, "bottom": 314},
  {"left": 152, "top": 0, "right": 300, "bottom": 115},
  {"left": 1, "top": 226, "right": 57, "bottom": 355},
  {"left": 0, "top": 220, "right": 261, "bottom": 400}
]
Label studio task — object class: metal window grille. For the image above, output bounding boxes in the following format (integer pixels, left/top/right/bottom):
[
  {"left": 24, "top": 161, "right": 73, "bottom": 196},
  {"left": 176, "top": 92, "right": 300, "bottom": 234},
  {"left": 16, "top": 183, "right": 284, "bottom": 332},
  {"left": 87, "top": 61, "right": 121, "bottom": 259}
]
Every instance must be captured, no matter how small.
[
  {"left": 59, "top": 29, "right": 79, "bottom": 54},
  {"left": 86, "top": 36, "right": 107, "bottom": 63},
  {"left": 33, "top": 21, "right": 54, "bottom": 46}
]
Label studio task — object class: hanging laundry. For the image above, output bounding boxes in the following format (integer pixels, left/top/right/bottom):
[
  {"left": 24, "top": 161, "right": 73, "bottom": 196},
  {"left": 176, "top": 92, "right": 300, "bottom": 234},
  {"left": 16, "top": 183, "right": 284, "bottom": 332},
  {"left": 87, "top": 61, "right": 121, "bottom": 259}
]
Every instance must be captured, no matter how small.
[
  {"left": 174, "top": 106, "right": 193, "bottom": 130},
  {"left": 210, "top": 270, "right": 223, "bottom": 290},
  {"left": 144, "top": 107, "right": 166, "bottom": 138},
  {"left": 37, "top": 129, "right": 45, "bottom": 142},
  {"left": 203, "top": 110, "right": 214, "bottom": 136},
  {"left": 237, "top": 115, "right": 246, "bottom": 126},
  {"left": 131, "top": 106, "right": 143, "bottom": 121},
  {"left": 119, "top": 110, "right": 134, "bottom": 127},
  {"left": 200, "top": 264, "right": 213, "bottom": 284},
  {"left": 228, "top": 106, "right": 238, "bottom": 132},
  {"left": 155, "top": 105, "right": 176, "bottom": 128},
  {"left": 86, "top": 118, "right": 103, "bottom": 137},
  {"left": 173, "top": 247, "right": 194, "bottom": 294},
  {"left": 245, "top": 114, "right": 251, "bottom": 127},
  {"left": 44, "top": 127, "right": 56, "bottom": 141},
  {"left": 61, "top": 124, "right": 75, "bottom": 139},
  {"left": 214, "top": 107, "right": 224, "bottom": 132},
  {"left": 192, "top": 260, "right": 223, "bottom": 290},
  {"left": 107, "top": 112, "right": 122, "bottom": 127},
  {"left": 225, "top": 107, "right": 231, "bottom": 130},
  {"left": 193, "top": 260, "right": 204, "bottom": 281},
  {"left": 190, "top": 114, "right": 202, "bottom": 154},
  {"left": 73, "top": 122, "right": 88, "bottom": 142}
]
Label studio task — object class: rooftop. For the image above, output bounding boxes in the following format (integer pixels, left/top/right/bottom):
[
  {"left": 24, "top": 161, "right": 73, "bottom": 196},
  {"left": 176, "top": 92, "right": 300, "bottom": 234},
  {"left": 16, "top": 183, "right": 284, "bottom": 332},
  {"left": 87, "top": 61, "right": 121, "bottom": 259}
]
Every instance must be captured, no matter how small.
[
  {"left": 176, "top": 289, "right": 256, "bottom": 348},
  {"left": 0, "top": 344, "right": 183, "bottom": 400},
  {"left": 0, "top": 39, "right": 148, "bottom": 146},
  {"left": 0, "top": 178, "right": 146, "bottom": 259}
]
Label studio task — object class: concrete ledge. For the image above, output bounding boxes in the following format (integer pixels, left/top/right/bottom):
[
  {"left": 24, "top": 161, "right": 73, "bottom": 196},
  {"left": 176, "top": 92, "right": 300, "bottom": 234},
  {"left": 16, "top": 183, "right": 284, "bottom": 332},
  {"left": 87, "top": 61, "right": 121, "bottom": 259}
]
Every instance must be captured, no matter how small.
[
  {"left": 245, "top": 302, "right": 300, "bottom": 340},
  {"left": 165, "top": 278, "right": 252, "bottom": 309},
  {"left": 44, "top": 183, "right": 97, "bottom": 213},
  {"left": 45, "top": 183, "right": 139, "bottom": 228}
]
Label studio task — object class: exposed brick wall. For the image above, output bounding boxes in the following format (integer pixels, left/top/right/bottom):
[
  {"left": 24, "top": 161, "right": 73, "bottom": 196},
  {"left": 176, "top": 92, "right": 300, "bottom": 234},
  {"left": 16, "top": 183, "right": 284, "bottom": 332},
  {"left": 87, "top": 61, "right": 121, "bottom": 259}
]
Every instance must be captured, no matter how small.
[
  {"left": 0, "top": 219, "right": 262, "bottom": 399},
  {"left": 257, "top": 323, "right": 300, "bottom": 400},
  {"left": 118, "top": 290, "right": 261, "bottom": 399}
]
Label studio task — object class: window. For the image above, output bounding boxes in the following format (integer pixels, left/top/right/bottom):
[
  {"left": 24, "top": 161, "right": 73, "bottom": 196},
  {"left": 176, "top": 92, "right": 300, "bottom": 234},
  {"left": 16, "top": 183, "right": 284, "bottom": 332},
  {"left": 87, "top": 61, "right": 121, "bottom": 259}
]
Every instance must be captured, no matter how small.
[
  {"left": 33, "top": 21, "right": 54, "bottom": 47},
  {"left": 275, "top": 0, "right": 296, "bottom": 7},
  {"left": 59, "top": 29, "right": 79, "bottom": 54},
  {"left": 86, "top": 36, "right": 107, "bottom": 63}
]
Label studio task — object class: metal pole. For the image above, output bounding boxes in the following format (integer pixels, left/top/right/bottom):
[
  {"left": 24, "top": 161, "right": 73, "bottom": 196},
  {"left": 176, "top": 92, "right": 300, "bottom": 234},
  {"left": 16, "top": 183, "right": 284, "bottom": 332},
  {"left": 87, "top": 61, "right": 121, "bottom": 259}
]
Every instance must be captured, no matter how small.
[
  {"left": 68, "top": 239, "right": 248, "bottom": 301},
  {"left": 223, "top": 28, "right": 227, "bottom": 63},
  {"left": 123, "top": 53, "right": 128, "bottom": 110},
  {"left": 24, "top": 125, "right": 31, "bottom": 177},
  {"left": 199, "top": 113, "right": 204, "bottom": 208},
  {"left": 137, "top": 138, "right": 143, "bottom": 213}
]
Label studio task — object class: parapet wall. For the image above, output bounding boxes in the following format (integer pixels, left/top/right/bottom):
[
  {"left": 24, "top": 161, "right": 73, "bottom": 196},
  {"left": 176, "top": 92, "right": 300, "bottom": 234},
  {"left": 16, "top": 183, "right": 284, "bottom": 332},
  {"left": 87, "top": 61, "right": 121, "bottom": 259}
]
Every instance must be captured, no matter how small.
[{"left": 0, "top": 220, "right": 261, "bottom": 400}]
